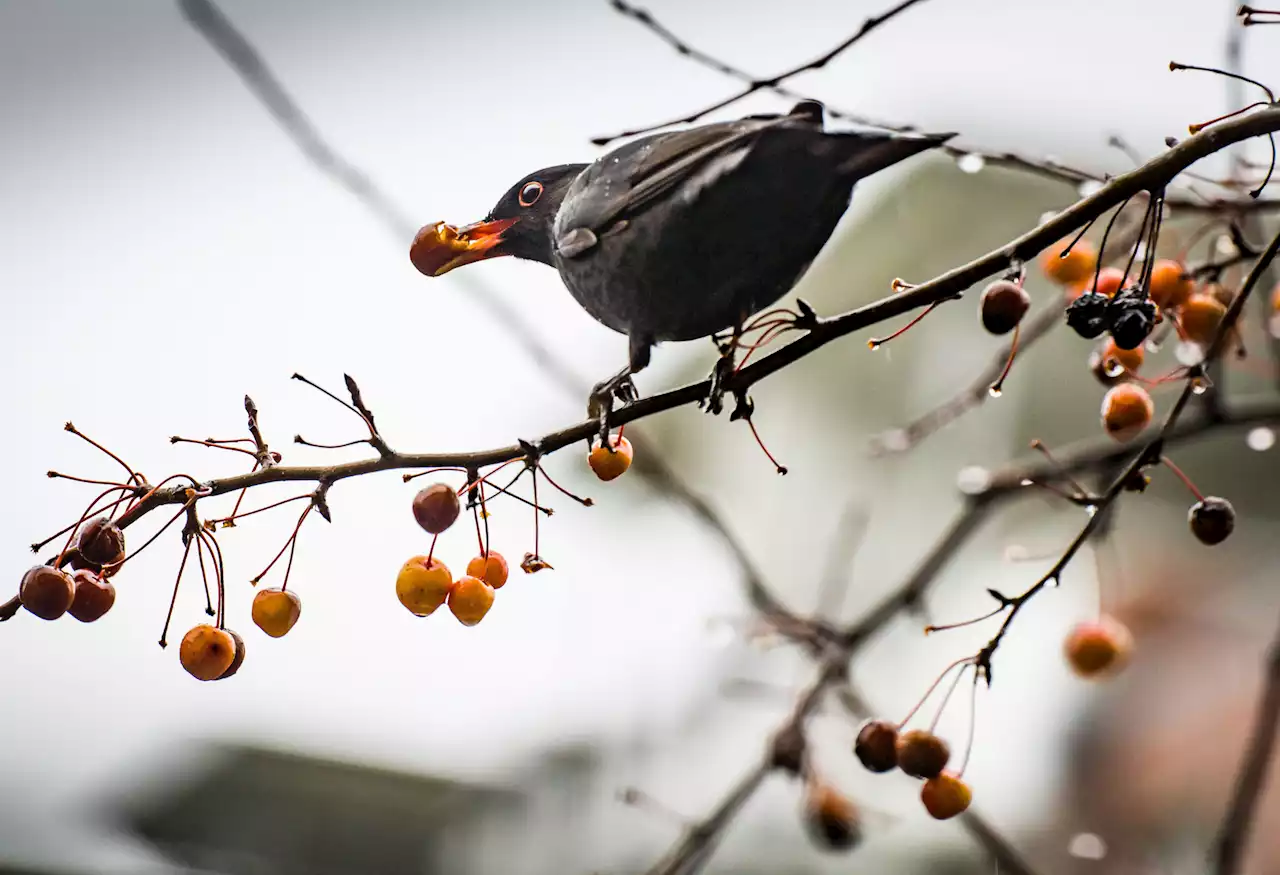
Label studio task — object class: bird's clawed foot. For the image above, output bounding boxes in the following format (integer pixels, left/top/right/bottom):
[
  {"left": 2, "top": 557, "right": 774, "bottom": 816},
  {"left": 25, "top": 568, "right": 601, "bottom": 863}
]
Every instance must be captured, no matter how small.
[
  {"left": 588, "top": 369, "right": 639, "bottom": 445},
  {"left": 702, "top": 331, "right": 741, "bottom": 416}
]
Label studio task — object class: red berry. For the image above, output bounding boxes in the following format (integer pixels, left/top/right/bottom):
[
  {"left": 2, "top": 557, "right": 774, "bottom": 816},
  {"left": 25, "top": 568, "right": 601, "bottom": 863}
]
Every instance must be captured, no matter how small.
[
  {"left": 77, "top": 517, "right": 126, "bottom": 570},
  {"left": 1064, "top": 615, "right": 1133, "bottom": 678},
  {"left": 466, "top": 552, "right": 509, "bottom": 588},
  {"left": 588, "top": 435, "right": 633, "bottom": 482},
  {"left": 179, "top": 624, "right": 237, "bottom": 681},
  {"left": 802, "top": 781, "right": 861, "bottom": 851},
  {"left": 1101, "top": 383, "right": 1154, "bottom": 442},
  {"left": 1189, "top": 496, "right": 1235, "bottom": 545},
  {"left": 19, "top": 565, "right": 76, "bottom": 620},
  {"left": 395, "top": 556, "right": 452, "bottom": 616},
  {"left": 921, "top": 771, "right": 972, "bottom": 819},
  {"left": 448, "top": 575, "right": 495, "bottom": 626},
  {"left": 853, "top": 720, "right": 899, "bottom": 773},
  {"left": 1090, "top": 266, "right": 1126, "bottom": 298},
  {"left": 67, "top": 568, "right": 116, "bottom": 623},
  {"left": 978, "top": 280, "right": 1030, "bottom": 335},
  {"left": 412, "top": 483, "right": 460, "bottom": 534},
  {"left": 895, "top": 729, "right": 950, "bottom": 779},
  {"left": 251, "top": 588, "right": 302, "bottom": 637}
]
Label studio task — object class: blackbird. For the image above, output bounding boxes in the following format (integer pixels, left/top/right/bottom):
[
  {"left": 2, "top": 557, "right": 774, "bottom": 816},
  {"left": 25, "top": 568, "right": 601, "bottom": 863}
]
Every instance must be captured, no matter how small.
[{"left": 411, "top": 100, "right": 953, "bottom": 415}]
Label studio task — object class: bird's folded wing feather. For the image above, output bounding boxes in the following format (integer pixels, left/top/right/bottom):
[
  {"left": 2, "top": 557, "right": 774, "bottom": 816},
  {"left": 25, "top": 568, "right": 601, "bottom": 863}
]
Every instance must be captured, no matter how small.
[{"left": 555, "top": 115, "right": 800, "bottom": 255}]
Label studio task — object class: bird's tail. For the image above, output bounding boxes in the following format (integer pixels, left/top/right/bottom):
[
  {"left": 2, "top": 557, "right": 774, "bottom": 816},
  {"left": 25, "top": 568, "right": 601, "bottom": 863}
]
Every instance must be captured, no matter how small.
[{"left": 834, "top": 131, "right": 957, "bottom": 180}]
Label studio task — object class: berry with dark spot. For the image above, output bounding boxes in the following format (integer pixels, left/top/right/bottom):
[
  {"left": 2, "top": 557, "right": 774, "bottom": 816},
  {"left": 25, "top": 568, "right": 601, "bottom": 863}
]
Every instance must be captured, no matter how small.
[
  {"left": 979, "top": 280, "right": 1030, "bottom": 335},
  {"left": 1189, "top": 496, "right": 1235, "bottom": 545},
  {"left": 854, "top": 720, "right": 899, "bottom": 773}
]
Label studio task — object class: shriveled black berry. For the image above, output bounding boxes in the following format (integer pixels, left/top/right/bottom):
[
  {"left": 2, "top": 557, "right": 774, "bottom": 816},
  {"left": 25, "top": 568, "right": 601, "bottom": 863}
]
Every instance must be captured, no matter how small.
[
  {"left": 1189, "top": 496, "right": 1235, "bottom": 545},
  {"left": 1107, "top": 288, "right": 1157, "bottom": 350},
  {"left": 1066, "top": 292, "right": 1110, "bottom": 339},
  {"left": 854, "top": 720, "right": 899, "bottom": 773},
  {"left": 979, "top": 280, "right": 1030, "bottom": 335}
]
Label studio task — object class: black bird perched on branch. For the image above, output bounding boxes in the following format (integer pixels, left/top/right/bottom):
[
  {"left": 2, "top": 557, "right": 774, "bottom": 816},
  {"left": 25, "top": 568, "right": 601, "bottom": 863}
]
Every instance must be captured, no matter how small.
[{"left": 411, "top": 100, "right": 953, "bottom": 419}]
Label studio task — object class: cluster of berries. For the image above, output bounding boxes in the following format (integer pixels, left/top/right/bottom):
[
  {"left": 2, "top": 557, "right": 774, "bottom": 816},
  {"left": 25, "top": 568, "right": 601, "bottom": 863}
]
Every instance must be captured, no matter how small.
[
  {"left": 852, "top": 721, "right": 972, "bottom": 820},
  {"left": 19, "top": 517, "right": 123, "bottom": 624}
]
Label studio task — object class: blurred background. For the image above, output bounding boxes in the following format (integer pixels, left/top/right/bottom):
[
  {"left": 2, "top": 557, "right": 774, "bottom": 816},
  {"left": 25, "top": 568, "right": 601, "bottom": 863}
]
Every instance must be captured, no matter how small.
[{"left": 2, "top": 0, "right": 1279, "bottom": 873}]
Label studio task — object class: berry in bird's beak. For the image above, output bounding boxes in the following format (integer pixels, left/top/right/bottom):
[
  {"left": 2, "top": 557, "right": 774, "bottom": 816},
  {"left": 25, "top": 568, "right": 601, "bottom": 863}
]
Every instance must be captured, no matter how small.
[{"left": 409, "top": 217, "right": 519, "bottom": 277}]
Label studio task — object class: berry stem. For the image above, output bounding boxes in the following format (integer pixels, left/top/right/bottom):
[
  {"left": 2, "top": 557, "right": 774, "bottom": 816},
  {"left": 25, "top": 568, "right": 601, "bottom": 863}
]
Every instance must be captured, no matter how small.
[
  {"left": 538, "top": 463, "right": 593, "bottom": 506},
  {"left": 480, "top": 482, "right": 491, "bottom": 558},
  {"left": 426, "top": 532, "right": 438, "bottom": 565},
  {"left": 897, "top": 657, "right": 975, "bottom": 729},
  {"left": 924, "top": 604, "right": 1009, "bottom": 634},
  {"left": 170, "top": 436, "right": 258, "bottom": 457},
  {"left": 867, "top": 301, "right": 942, "bottom": 349},
  {"left": 1029, "top": 440, "right": 1090, "bottom": 499},
  {"left": 108, "top": 502, "right": 194, "bottom": 573},
  {"left": 194, "top": 531, "right": 216, "bottom": 616},
  {"left": 954, "top": 674, "right": 981, "bottom": 779},
  {"left": 1160, "top": 454, "right": 1206, "bottom": 501},
  {"left": 208, "top": 492, "right": 312, "bottom": 527},
  {"left": 63, "top": 422, "right": 140, "bottom": 485},
  {"left": 250, "top": 504, "right": 312, "bottom": 585},
  {"left": 159, "top": 537, "right": 193, "bottom": 648},
  {"left": 927, "top": 661, "right": 972, "bottom": 734},
  {"left": 987, "top": 323, "right": 1020, "bottom": 396},
  {"left": 745, "top": 416, "right": 788, "bottom": 475}
]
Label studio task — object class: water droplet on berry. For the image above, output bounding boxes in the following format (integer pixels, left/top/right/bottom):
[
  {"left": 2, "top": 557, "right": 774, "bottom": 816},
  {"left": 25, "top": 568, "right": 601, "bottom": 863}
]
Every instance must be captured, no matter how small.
[
  {"left": 1176, "top": 341, "right": 1205, "bottom": 366},
  {"left": 1103, "top": 359, "right": 1125, "bottom": 378},
  {"left": 956, "top": 466, "right": 991, "bottom": 495},
  {"left": 988, "top": 385, "right": 1003, "bottom": 398},
  {"left": 956, "top": 153, "right": 985, "bottom": 174},
  {"left": 1192, "top": 380, "right": 1208, "bottom": 396},
  {"left": 1247, "top": 426, "right": 1275, "bottom": 451},
  {"left": 1068, "top": 832, "right": 1108, "bottom": 860}
]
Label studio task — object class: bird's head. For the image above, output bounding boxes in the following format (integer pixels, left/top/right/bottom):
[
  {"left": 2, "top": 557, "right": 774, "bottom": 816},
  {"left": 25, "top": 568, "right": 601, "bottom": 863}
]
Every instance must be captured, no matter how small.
[{"left": 409, "top": 163, "right": 587, "bottom": 277}]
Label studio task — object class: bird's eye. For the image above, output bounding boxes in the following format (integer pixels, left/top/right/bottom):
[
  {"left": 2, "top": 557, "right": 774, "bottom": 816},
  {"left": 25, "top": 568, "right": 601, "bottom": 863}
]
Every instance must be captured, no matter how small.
[{"left": 518, "top": 180, "right": 543, "bottom": 208}]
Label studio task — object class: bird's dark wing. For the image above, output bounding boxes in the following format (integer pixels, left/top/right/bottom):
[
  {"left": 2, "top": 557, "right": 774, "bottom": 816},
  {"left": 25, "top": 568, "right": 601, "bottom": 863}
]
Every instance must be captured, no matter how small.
[{"left": 554, "top": 107, "right": 816, "bottom": 258}]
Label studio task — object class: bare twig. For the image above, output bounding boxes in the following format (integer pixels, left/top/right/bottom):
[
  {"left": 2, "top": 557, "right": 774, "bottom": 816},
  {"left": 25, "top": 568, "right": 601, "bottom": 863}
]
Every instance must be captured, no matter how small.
[{"left": 594, "top": 0, "right": 935, "bottom": 145}]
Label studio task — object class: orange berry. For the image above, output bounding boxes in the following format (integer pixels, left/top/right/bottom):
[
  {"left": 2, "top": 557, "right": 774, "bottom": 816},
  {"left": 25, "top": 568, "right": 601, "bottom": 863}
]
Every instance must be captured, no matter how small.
[
  {"left": 395, "top": 555, "right": 452, "bottom": 616},
  {"left": 179, "top": 624, "right": 238, "bottom": 681},
  {"left": 77, "top": 517, "right": 126, "bottom": 570},
  {"left": 1101, "top": 383, "right": 1153, "bottom": 442},
  {"left": 1040, "top": 239, "right": 1097, "bottom": 285},
  {"left": 588, "top": 435, "right": 633, "bottom": 481},
  {"left": 895, "top": 729, "right": 950, "bottom": 779},
  {"left": 251, "top": 588, "right": 302, "bottom": 638},
  {"left": 19, "top": 565, "right": 76, "bottom": 620},
  {"left": 67, "top": 568, "right": 116, "bottom": 623},
  {"left": 1064, "top": 615, "right": 1133, "bottom": 678},
  {"left": 1179, "top": 293, "right": 1227, "bottom": 345},
  {"left": 854, "top": 720, "right": 899, "bottom": 773},
  {"left": 921, "top": 771, "right": 973, "bottom": 820},
  {"left": 1091, "top": 266, "right": 1126, "bottom": 297},
  {"left": 802, "top": 780, "right": 861, "bottom": 851},
  {"left": 1148, "top": 259, "right": 1194, "bottom": 309},
  {"left": 466, "top": 552, "right": 509, "bottom": 588},
  {"left": 448, "top": 575, "right": 495, "bottom": 626},
  {"left": 1100, "top": 337, "right": 1144, "bottom": 375},
  {"left": 412, "top": 483, "right": 460, "bottom": 534},
  {"left": 219, "top": 630, "right": 247, "bottom": 679}
]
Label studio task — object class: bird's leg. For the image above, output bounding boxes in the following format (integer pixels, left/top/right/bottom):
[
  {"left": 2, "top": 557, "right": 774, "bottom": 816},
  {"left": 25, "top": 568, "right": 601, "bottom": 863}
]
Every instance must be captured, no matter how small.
[
  {"left": 704, "top": 320, "right": 744, "bottom": 416},
  {"left": 587, "top": 335, "right": 651, "bottom": 445}
]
